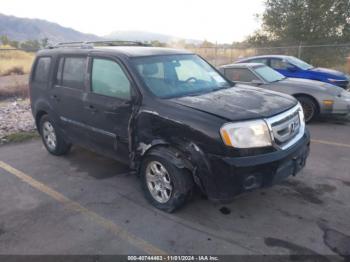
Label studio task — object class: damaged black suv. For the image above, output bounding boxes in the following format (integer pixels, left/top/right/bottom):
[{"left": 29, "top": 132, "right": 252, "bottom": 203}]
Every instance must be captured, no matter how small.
[{"left": 29, "top": 41, "right": 310, "bottom": 212}]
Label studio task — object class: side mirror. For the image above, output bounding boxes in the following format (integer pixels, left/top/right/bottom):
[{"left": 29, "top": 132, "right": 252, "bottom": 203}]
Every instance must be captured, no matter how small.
[{"left": 251, "top": 79, "right": 264, "bottom": 85}]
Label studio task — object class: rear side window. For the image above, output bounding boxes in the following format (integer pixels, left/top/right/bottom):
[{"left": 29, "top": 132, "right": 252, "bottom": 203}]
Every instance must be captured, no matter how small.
[
  {"left": 56, "top": 57, "right": 86, "bottom": 89},
  {"left": 33, "top": 57, "right": 51, "bottom": 82}
]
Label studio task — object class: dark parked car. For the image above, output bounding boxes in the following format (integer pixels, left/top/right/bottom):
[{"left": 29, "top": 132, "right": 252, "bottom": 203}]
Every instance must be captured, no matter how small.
[
  {"left": 236, "top": 55, "right": 350, "bottom": 89},
  {"left": 219, "top": 63, "right": 350, "bottom": 122},
  {"left": 29, "top": 41, "right": 310, "bottom": 212}
]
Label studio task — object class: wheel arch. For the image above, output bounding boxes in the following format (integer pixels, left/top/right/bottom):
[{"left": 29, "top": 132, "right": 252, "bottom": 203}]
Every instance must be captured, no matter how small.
[
  {"left": 293, "top": 93, "right": 320, "bottom": 113},
  {"left": 136, "top": 140, "right": 209, "bottom": 194},
  {"left": 35, "top": 110, "right": 48, "bottom": 133}
]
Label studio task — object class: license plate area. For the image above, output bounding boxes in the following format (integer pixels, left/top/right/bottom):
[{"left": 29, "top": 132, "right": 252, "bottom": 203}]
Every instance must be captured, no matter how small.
[{"left": 273, "top": 148, "right": 308, "bottom": 184}]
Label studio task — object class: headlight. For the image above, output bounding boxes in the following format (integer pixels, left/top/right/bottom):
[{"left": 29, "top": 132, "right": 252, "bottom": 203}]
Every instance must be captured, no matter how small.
[
  {"left": 328, "top": 78, "right": 341, "bottom": 83},
  {"left": 220, "top": 120, "right": 272, "bottom": 148},
  {"left": 341, "top": 90, "right": 350, "bottom": 101}
]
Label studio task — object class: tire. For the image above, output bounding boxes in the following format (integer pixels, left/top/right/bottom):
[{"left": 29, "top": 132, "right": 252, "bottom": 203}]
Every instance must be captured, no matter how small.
[
  {"left": 296, "top": 96, "right": 319, "bottom": 123},
  {"left": 39, "top": 114, "right": 71, "bottom": 156},
  {"left": 140, "top": 154, "right": 193, "bottom": 213}
]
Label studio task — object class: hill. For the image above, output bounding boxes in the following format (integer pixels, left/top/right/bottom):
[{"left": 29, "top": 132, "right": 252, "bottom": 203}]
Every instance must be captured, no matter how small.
[
  {"left": 0, "top": 13, "right": 101, "bottom": 43},
  {"left": 105, "top": 30, "right": 201, "bottom": 44}
]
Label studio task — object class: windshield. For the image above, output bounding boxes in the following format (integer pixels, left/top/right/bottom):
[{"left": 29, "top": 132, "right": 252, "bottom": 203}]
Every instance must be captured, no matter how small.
[
  {"left": 254, "top": 65, "right": 286, "bottom": 83},
  {"left": 287, "top": 56, "right": 313, "bottom": 70},
  {"left": 132, "top": 54, "right": 231, "bottom": 98}
]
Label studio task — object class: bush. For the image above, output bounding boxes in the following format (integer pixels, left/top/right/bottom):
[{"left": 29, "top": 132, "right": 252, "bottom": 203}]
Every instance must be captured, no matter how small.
[
  {"left": 2, "top": 66, "right": 25, "bottom": 76},
  {"left": 0, "top": 45, "right": 35, "bottom": 76},
  {"left": 0, "top": 84, "right": 28, "bottom": 100}
]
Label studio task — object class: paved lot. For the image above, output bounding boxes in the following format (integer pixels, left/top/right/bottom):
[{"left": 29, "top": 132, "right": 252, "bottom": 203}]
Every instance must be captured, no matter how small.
[{"left": 0, "top": 117, "right": 349, "bottom": 258}]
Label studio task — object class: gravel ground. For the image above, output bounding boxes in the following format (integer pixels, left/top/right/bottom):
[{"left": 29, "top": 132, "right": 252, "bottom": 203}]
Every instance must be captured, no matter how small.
[{"left": 0, "top": 99, "right": 36, "bottom": 143}]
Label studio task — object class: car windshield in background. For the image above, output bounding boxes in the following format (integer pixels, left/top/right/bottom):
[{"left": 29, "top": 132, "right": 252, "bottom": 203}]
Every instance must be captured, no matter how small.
[
  {"left": 287, "top": 56, "right": 313, "bottom": 70},
  {"left": 254, "top": 65, "right": 286, "bottom": 83},
  {"left": 132, "top": 54, "right": 231, "bottom": 98}
]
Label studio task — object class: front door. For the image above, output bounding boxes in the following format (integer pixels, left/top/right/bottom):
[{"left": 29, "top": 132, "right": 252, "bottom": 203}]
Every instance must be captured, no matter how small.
[{"left": 82, "top": 56, "right": 135, "bottom": 163}]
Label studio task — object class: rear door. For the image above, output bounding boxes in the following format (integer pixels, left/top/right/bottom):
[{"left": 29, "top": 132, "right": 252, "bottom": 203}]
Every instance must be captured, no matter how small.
[
  {"left": 82, "top": 55, "right": 135, "bottom": 162},
  {"left": 50, "top": 55, "right": 88, "bottom": 142}
]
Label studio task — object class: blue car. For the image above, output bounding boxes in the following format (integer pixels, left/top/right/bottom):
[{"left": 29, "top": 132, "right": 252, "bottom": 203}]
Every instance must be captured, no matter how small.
[{"left": 236, "top": 55, "right": 349, "bottom": 89}]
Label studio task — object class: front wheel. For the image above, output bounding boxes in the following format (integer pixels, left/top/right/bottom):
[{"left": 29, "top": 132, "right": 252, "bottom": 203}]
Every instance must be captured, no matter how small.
[
  {"left": 296, "top": 96, "right": 319, "bottom": 123},
  {"left": 140, "top": 155, "right": 193, "bottom": 213}
]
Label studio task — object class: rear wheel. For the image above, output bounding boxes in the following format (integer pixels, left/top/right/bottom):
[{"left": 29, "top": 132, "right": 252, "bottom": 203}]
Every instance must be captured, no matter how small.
[
  {"left": 296, "top": 96, "right": 319, "bottom": 123},
  {"left": 39, "top": 115, "right": 71, "bottom": 155},
  {"left": 141, "top": 154, "right": 193, "bottom": 213}
]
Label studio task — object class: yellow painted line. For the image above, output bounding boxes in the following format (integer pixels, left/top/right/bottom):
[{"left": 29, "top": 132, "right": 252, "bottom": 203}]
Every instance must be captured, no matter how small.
[
  {"left": 0, "top": 160, "right": 166, "bottom": 255},
  {"left": 311, "top": 139, "right": 350, "bottom": 148}
]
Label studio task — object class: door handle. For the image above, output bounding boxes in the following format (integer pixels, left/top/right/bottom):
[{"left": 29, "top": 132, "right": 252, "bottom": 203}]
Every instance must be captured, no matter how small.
[
  {"left": 85, "top": 104, "right": 98, "bottom": 113},
  {"left": 108, "top": 101, "right": 132, "bottom": 111}
]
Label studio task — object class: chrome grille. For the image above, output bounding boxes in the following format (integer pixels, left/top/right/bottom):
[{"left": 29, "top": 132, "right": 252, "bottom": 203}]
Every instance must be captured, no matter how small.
[{"left": 265, "top": 104, "right": 305, "bottom": 150}]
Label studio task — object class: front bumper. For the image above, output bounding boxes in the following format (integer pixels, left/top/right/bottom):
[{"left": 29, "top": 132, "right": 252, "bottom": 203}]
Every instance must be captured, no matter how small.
[
  {"left": 322, "top": 97, "right": 350, "bottom": 115},
  {"left": 200, "top": 130, "right": 310, "bottom": 202}
]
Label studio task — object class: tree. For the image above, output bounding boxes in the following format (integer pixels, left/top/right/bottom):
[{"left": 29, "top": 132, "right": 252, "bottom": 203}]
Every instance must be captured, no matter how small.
[
  {"left": 246, "top": 0, "right": 350, "bottom": 67},
  {"left": 20, "top": 40, "right": 41, "bottom": 51},
  {"left": 248, "top": 0, "right": 350, "bottom": 46},
  {"left": 200, "top": 40, "right": 215, "bottom": 48},
  {"left": 0, "top": 35, "right": 10, "bottom": 45},
  {"left": 41, "top": 37, "right": 49, "bottom": 48}
]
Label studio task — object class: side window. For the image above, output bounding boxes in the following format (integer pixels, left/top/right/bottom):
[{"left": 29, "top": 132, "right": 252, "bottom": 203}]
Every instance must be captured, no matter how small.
[
  {"left": 33, "top": 57, "right": 51, "bottom": 83},
  {"left": 270, "top": 59, "right": 289, "bottom": 70},
  {"left": 61, "top": 57, "right": 86, "bottom": 89},
  {"left": 250, "top": 58, "right": 268, "bottom": 65},
  {"left": 224, "top": 68, "right": 258, "bottom": 82},
  {"left": 55, "top": 57, "right": 64, "bottom": 85},
  {"left": 91, "top": 58, "right": 131, "bottom": 100}
]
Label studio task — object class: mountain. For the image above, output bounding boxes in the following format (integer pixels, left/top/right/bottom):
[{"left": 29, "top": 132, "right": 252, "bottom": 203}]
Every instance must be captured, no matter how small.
[
  {"left": 0, "top": 13, "right": 101, "bottom": 43},
  {"left": 0, "top": 13, "right": 202, "bottom": 45},
  {"left": 105, "top": 30, "right": 202, "bottom": 44}
]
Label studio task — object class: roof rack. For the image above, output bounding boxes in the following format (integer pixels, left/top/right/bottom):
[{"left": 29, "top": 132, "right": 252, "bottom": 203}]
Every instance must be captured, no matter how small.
[{"left": 47, "top": 40, "right": 149, "bottom": 49}]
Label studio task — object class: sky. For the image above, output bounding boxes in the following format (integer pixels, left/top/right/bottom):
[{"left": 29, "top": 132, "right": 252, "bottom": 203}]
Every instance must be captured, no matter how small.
[{"left": 0, "top": 0, "right": 265, "bottom": 43}]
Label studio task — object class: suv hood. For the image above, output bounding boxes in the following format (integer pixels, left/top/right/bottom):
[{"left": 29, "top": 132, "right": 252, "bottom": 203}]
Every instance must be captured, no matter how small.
[
  {"left": 309, "top": 67, "right": 347, "bottom": 79},
  {"left": 170, "top": 85, "right": 297, "bottom": 121}
]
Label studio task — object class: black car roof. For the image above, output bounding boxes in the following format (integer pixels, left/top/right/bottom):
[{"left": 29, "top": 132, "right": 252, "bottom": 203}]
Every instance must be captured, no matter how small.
[{"left": 37, "top": 46, "right": 193, "bottom": 58}]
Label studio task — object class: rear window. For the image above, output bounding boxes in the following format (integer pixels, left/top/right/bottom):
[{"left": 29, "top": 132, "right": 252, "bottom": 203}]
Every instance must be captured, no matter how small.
[
  {"left": 56, "top": 57, "right": 86, "bottom": 89},
  {"left": 33, "top": 57, "right": 51, "bottom": 82},
  {"left": 224, "top": 68, "right": 258, "bottom": 82}
]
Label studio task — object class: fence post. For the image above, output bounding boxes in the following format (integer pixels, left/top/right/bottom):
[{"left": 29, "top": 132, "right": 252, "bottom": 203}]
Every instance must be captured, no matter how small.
[
  {"left": 214, "top": 41, "right": 218, "bottom": 66},
  {"left": 298, "top": 42, "right": 302, "bottom": 58}
]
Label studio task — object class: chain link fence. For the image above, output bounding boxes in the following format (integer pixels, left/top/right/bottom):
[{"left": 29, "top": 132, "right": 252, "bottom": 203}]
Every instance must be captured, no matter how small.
[
  {"left": 1, "top": 43, "right": 350, "bottom": 75},
  {"left": 190, "top": 44, "right": 350, "bottom": 73}
]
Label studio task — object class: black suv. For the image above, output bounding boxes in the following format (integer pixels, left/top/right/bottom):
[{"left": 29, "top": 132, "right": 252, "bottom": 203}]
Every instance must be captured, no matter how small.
[{"left": 29, "top": 41, "right": 310, "bottom": 212}]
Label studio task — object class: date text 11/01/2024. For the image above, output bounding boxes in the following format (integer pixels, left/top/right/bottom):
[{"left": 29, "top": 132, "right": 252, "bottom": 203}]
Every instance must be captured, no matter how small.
[{"left": 127, "top": 255, "right": 219, "bottom": 261}]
